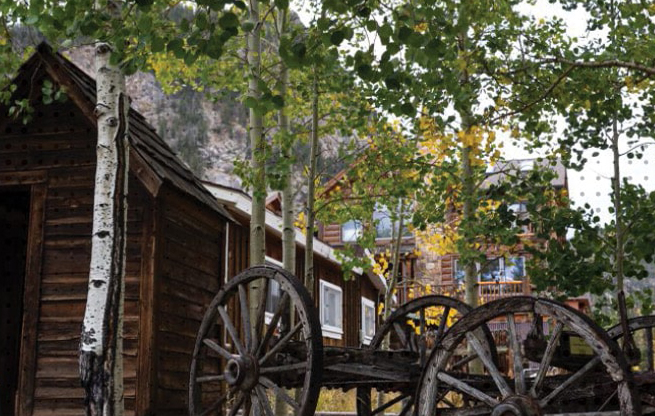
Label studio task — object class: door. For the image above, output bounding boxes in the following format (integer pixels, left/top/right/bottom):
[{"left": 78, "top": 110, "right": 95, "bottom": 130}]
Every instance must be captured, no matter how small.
[{"left": 0, "top": 190, "right": 30, "bottom": 416}]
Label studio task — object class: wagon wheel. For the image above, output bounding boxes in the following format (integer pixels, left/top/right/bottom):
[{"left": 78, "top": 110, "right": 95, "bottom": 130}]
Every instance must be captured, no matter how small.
[
  {"left": 189, "top": 265, "right": 323, "bottom": 416},
  {"left": 417, "top": 296, "right": 640, "bottom": 416},
  {"left": 356, "top": 295, "right": 497, "bottom": 416},
  {"left": 607, "top": 315, "right": 655, "bottom": 372}
]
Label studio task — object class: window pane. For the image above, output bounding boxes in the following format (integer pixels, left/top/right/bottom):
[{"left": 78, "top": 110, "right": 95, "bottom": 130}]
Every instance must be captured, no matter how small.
[
  {"left": 505, "top": 257, "right": 525, "bottom": 281},
  {"left": 363, "top": 303, "right": 375, "bottom": 338},
  {"left": 374, "top": 208, "right": 392, "bottom": 239},
  {"left": 342, "top": 220, "right": 362, "bottom": 242},
  {"left": 266, "top": 280, "right": 281, "bottom": 314},
  {"left": 480, "top": 258, "right": 502, "bottom": 282},
  {"left": 454, "top": 259, "right": 465, "bottom": 283}
]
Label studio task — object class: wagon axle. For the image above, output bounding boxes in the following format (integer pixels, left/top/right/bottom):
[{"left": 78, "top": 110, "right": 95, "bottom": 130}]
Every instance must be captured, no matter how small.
[
  {"left": 492, "top": 395, "right": 542, "bottom": 416},
  {"left": 224, "top": 354, "right": 259, "bottom": 390}
]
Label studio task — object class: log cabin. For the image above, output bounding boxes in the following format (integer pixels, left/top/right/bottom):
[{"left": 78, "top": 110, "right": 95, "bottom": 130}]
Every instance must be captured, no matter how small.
[
  {"left": 0, "top": 44, "right": 234, "bottom": 416},
  {"left": 1, "top": 44, "right": 384, "bottom": 416},
  {"left": 204, "top": 183, "right": 385, "bottom": 348}
]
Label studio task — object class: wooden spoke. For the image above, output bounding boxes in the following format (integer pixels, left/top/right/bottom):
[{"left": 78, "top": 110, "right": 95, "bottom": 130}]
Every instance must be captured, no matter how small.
[
  {"left": 441, "top": 397, "right": 456, "bottom": 408},
  {"left": 507, "top": 314, "right": 526, "bottom": 395},
  {"left": 259, "top": 376, "right": 300, "bottom": 410},
  {"left": 419, "top": 308, "right": 427, "bottom": 365},
  {"left": 647, "top": 327, "right": 654, "bottom": 372},
  {"left": 256, "top": 291, "right": 290, "bottom": 358},
  {"left": 197, "top": 391, "right": 229, "bottom": 416},
  {"left": 437, "top": 372, "right": 499, "bottom": 407},
  {"left": 196, "top": 374, "right": 225, "bottom": 383},
  {"left": 466, "top": 332, "right": 512, "bottom": 399},
  {"left": 530, "top": 320, "right": 564, "bottom": 397},
  {"left": 217, "top": 305, "right": 246, "bottom": 356},
  {"left": 539, "top": 356, "right": 601, "bottom": 408},
  {"left": 435, "top": 306, "right": 451, "bottom": 341},
  {"left": 202, "top": 338, "right": 233, "bottom": 361},
  {"left": 398, "top": 396, "right": 415, "bottom": 416},
  {"left": 451, "top": 353, "right": 479, "bottom": 371},
  {"left": 226, "top": 392, "right": 246, "bottom": 416},
  {"left": 259, "top": 321, "right": 302, "bottom": 366},
  {"left": 393, "top": 321, "right": 409, "bottom": 348},
  {"left": 238, "top": 284, "right": 252, "bottom": 352},
  {"left": 371, "top": 393, "right": 410, "bottom": 415},
  {"left": 260, "top": 361, "right": 307, "bottom": 374},
  {"left": 254, "top": 385, "right": 275, "bottom": 416},
  {"left": 253, "top": 278, "right": 269, "bottom": 354}
]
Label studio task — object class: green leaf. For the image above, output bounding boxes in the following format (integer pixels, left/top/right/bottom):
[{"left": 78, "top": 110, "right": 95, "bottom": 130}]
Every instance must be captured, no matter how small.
[
  {"left": 244, "top": 96, "right": 258, "bottom": 109},
  {"left": 274, "top": 0, "right": 289, "bottom": 9},
  {"left": 330, "top": 30, "right": 345, "bottom": 46},
  {"left": 317, "top": 17, "right": 331, "bottom": 31},
  {"left": 205, "top": 38, "right": 223, "bottom": 59},
  {"left": 137, "top": 15, "right": 153, "bottom": 32},
  {"left": 271, "top": 95, "right": 284, "bottom": 108},
  {"left": 379, "top": 24, "right": 393, "bottom": 39},
  {"left": 196, "top": 12, "right": 208, "bottom": 30},
  {"left": 241, "top": 21, "right": 255, "bottom": 32},
  {"left": 218, "top": 12, "right": 239, "bottom": 29},
  {"left": 167, "top": 38, "right": 184, "bottom": 56},
  {"left": 136, "top": 0, "right": 154, "bottom": 7},
  {"left": 233, "top": 0, "right": 247, "bottom": 10},
  {"left": 151, "top": 36, "right": 165, "bottom": 53},
  {"left": 400, "top": 102, "right": 414, "bottom": 116},
  {"left": 184, "top": 51, "right": 198, "bottom": 66}
]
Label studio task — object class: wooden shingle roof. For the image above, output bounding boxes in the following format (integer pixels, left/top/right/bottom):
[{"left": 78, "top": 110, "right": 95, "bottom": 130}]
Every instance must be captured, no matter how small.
[{"left": 17, "top": 43, "right": 232, "bottom": 219}]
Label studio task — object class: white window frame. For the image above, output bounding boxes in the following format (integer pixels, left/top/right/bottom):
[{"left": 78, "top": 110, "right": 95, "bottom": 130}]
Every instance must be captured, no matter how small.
[
  {"left": 264, "top": 256, "right": 284, "bottom": 325},
  {"left": 361, "top": 297, "right": 376, "bottom": 345},
  {"left": 319, "top": 279, "right": 343, "bottom": 339}
]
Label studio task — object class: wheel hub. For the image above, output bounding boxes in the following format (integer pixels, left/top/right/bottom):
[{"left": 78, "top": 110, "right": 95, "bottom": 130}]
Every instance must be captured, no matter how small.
[
  {"left": 224, "top": 354, "right": 259, "bottom": 390},
  {"left": 491, "top": 396, "right": 542, "bottom": 416}
]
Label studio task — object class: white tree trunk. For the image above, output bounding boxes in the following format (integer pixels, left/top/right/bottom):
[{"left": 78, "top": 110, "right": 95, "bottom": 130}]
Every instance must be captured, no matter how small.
[
  {"left": 248, "top": 0, "right": 265, "bottom": 267},
  {"left": 304, "top": 67, "right": 320, "bottom": 297},
  {"left": 79, "top": 41, "right": 128, "bottom": 416}
]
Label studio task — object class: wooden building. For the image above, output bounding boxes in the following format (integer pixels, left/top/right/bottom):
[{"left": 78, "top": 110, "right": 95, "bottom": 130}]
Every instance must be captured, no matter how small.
[
  {"left": 204, "top": 183, "right": 385, "bottom": 348},
  {"left": 0, "top": 44, "right": 233, "bottom": 416}
]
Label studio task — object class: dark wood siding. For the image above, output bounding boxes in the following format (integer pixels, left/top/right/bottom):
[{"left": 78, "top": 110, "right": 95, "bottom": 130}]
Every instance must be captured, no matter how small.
[
  {"left": 0, "top": 95, "right": 148, "bottom": 416},
  {"left": 153, "top": 189, "right": 224, "bottom": 416}
]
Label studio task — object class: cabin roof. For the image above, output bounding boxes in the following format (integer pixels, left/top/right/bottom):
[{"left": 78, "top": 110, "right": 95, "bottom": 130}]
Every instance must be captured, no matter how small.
[
  {"left": 11, "top": 43, "right": 231, "bottom": 219},
  {"left": 203, "top": 181, "right": 387, "bottom": 292}
]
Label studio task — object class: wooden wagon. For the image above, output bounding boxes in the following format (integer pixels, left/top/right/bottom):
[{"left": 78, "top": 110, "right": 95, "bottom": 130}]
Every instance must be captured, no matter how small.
[{"left": 189, "top": 265, "right": 655, "bottom": 416}]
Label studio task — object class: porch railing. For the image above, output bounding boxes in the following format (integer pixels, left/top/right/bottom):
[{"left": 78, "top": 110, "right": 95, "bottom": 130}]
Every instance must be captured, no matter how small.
[
  {"left": 478, "top": 280, "right": 527, "bottom": 304},
  {"left": 393, "top": 280, "right": 530, "bottom": 306}
]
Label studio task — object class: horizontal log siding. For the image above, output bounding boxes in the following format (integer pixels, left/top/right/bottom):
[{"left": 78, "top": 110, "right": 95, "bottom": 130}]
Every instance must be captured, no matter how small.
[{"left": 154, "top": 191, "right": 224, "bottom": 416}]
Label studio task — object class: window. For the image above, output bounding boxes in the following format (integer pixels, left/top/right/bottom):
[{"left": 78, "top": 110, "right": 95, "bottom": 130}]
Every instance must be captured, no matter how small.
[
  {"left": 374, "top": 205, "right": 412, "bottom": 240},
  {"left": 342, "top": 220, "right": 363, "bottom": 242},
  {"left": 361, "top": 297, "right": 376, "bottom": 345},
  {"left": 480, "top": 258, "right": 502, "bottom": 282},
  {"left": 264, "top": 256, "right": 283, "bottom": 324},
  {"left": 505, "top": 257, "right": 525, "bottom": 280},
  {"left": 453, "top": 256, "right": 526, "bottom": 283},
  {"left": 453, "top": 258, "right": 466, "bottom": 283},
  {"left": 264, "top": 279, "right": 281, "bottom": 324},
  {"left": 320, "top": 280, "right": 343, "bottom": 339}
]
